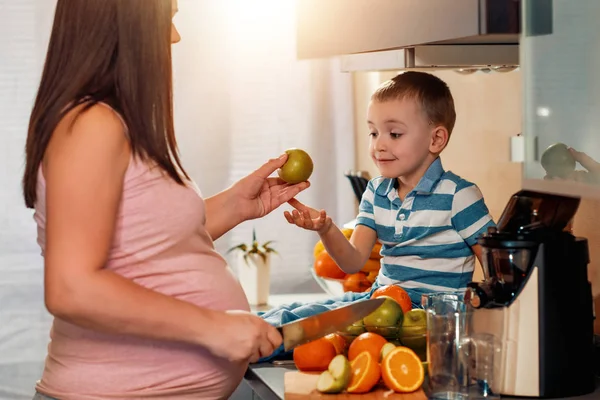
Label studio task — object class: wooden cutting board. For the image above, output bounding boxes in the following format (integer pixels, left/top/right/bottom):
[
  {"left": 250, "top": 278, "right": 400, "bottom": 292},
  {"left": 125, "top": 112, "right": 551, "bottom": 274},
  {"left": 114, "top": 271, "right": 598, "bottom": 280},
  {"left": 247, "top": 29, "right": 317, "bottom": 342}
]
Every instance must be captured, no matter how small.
[{"left": 284, "top": 371, "right": 427, "bottom": 399}]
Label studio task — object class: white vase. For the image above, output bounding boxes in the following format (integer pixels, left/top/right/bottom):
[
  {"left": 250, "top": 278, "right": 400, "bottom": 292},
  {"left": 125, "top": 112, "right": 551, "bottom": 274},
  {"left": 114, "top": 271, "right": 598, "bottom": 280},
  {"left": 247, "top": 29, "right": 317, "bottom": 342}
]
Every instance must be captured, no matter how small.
[{"left": 237, "top": 253, "right": 271, "bottom": 306}]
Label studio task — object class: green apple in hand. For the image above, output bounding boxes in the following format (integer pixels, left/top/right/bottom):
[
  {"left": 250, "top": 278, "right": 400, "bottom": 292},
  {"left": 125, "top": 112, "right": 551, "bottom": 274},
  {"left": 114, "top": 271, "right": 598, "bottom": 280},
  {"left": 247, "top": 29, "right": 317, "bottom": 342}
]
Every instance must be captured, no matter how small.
[{"left": 277, "top": 148, "right": 314, "bottom": 184}]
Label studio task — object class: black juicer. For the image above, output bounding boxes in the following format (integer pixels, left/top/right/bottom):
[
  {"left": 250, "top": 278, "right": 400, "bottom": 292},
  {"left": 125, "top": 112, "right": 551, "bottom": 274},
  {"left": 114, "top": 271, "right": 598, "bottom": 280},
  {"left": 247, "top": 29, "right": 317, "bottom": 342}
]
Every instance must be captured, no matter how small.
[{"left": 465, "top": 190, "right": 595, "bottom": 398}]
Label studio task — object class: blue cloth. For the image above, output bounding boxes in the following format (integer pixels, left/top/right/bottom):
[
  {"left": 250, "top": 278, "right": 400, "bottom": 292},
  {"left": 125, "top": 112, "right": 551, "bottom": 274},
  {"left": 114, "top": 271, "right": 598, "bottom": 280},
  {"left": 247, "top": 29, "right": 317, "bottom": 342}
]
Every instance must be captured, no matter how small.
[{"left": 356, "top": 157, "right": 495, "bottom": 303}]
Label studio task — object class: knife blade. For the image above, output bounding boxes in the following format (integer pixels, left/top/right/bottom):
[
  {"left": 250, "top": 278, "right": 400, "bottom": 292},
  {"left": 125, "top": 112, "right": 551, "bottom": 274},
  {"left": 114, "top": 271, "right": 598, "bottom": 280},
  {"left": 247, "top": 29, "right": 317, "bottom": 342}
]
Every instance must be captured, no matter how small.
[{"left": 276, "top": 297, "right": 385, "bottom": 351}]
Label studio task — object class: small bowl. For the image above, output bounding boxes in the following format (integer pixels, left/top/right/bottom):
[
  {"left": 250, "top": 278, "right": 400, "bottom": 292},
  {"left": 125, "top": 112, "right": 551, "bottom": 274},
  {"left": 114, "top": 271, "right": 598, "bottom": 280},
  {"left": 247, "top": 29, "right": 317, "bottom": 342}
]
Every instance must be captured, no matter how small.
[{"left": 310, "top": 268, "right": 345, "bottom": 297}]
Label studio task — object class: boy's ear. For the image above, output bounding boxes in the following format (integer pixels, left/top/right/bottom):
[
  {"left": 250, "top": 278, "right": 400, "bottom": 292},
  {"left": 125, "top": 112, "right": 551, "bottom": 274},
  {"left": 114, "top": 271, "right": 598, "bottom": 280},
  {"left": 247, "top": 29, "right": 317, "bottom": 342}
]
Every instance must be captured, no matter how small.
[{"left": 430, "top": 126, "right": 449, "bottom": 153}]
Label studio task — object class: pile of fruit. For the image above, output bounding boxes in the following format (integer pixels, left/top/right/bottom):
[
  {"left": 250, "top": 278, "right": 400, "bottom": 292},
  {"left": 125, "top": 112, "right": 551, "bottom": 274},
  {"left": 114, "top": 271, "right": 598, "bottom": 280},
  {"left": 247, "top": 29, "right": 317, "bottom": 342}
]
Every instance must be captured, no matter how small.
[
  {"left": 313, "top": 228, "right": 382, "bottom": 292},
  {"left": 294, "top": 331, "right": 425, "bottom": 394},
  {"left": 346, "top": 286, "right": 426, "bottom": 360},
  {"left": 292, "top": 286, "right": 428, "bottom": 394}
]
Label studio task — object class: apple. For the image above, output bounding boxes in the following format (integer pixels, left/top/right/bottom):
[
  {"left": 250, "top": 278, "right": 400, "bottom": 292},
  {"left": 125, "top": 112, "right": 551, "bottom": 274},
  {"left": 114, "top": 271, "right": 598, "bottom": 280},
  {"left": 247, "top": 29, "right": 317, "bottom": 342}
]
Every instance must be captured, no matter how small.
[
  {"left": 400, "top": 309, "right": 427, "bottom": 358},
  {"left": 379, "top": 342, "right": 396, "bottom": 362},
  {"left": 402, "top": 308, "right": 427, "bottom": 328},
  {"left": 277, "top": 148, "right": 314, "bottom": 184},
  {"left": 363, "top": 296, "right": 404, "bottom": 337},
  {"left": 345, "top": 319, "right": 366, "bottom": 336},
  {"left": 316, "top": 354, "right": 351, "bottom": 393},
  {"left": 540, "top": 143, "right": 576, "bottom": 178}
]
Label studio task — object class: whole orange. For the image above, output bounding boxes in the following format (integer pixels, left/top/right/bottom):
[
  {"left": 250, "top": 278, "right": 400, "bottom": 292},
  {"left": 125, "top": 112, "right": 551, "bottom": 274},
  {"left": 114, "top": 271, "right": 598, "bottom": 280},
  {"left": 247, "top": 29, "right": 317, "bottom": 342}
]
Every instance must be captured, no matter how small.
[
  {"left": 313, "top": 251, "right": 346, "bottom": 280},
  {"left": 343, "top": 272, "right": 371, "bottom": 293},
  {"left": 361, "top": 258, "right": 381, "bottom": 273},
  {"left": 371, "top": 285, "right": 412, "bottom": 314},
  {"left": 293, "top": 337, "right": 337, "bottom": 372},
  {"left": 366, "top": 270, "right": 378, "bottom": 284},
  {"left": 347, "top": 332, "right": 388, "bottom": 361},
  {"left": 370, "top": 242, "right": 383, "bottom": 259}
]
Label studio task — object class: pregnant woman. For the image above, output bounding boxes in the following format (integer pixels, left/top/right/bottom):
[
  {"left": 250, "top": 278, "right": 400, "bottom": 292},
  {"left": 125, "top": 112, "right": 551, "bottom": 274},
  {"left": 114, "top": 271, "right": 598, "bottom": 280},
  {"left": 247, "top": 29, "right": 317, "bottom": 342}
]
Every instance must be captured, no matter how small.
[{"left": 23, "top": 1, "right": 308, "bottom": 399}]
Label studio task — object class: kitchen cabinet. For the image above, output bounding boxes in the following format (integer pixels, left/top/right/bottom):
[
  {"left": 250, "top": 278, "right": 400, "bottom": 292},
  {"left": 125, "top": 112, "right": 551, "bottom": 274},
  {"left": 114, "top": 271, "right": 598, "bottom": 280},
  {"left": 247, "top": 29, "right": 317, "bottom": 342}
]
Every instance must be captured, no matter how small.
[
  {"left": 295, "top": 0, "right": 520, "bottom": 60},
  {"left": 521, "top": 0, "right": 600, "bottom": 199}
]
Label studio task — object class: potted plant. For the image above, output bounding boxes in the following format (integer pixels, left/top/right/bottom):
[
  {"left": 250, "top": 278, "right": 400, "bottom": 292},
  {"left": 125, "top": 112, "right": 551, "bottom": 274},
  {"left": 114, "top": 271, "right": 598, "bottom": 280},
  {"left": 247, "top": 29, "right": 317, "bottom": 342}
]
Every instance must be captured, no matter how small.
[{"left": 228, "top": 228, "right": 278, "bottom": 306}]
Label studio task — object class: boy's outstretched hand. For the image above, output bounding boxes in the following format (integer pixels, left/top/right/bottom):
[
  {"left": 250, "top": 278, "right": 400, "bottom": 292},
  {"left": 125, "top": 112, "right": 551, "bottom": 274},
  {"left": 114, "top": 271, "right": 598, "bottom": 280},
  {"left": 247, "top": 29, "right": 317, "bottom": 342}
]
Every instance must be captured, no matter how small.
[{"left": 284, "top": 198, "right": 332, "bottom": 234}]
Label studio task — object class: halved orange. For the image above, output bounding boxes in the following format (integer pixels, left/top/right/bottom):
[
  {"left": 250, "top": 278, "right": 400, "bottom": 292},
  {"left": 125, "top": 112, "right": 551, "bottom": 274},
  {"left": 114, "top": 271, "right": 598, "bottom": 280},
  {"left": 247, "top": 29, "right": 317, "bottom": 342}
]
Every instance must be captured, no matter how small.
[
  {"left": 381, "top": 346, "right": 425, "bottom": 393},
  {"left": 347, "top": 351, "right": 381, "bottom": 393}
]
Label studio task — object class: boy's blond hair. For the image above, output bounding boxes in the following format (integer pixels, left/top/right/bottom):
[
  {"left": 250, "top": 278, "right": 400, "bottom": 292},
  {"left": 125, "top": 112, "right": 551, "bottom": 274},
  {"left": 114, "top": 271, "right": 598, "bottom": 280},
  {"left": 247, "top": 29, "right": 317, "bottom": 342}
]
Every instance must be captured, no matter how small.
[{"left": 372, "top": 71, "right": 456, "bottom": 136}]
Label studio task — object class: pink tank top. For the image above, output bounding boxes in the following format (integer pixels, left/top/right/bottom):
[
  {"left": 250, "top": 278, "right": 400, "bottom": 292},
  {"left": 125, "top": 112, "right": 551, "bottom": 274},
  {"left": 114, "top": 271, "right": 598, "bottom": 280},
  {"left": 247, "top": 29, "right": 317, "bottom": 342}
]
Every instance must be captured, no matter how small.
[{"left": 34, "top": 107, "right": 251, "bottom": 399}]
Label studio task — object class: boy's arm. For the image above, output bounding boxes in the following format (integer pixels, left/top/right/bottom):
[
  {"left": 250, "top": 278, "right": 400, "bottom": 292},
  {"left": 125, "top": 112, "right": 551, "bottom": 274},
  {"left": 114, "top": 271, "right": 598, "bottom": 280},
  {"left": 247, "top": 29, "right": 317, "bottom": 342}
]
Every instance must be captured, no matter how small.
[
  {"left": 285, "top": 180, "right": 379, "bottom": 273},
  {"left": 451, "top": 181, "right": 495, "bottom": 259},
  {"left": 284, "top": 199, "right": 376, "bottom": 274},
  {"left": 320, "top": 179, "right": 379, "bottom": 273},
  {"left": 319, "top": 224, "right": 377, "bottom": 274}
]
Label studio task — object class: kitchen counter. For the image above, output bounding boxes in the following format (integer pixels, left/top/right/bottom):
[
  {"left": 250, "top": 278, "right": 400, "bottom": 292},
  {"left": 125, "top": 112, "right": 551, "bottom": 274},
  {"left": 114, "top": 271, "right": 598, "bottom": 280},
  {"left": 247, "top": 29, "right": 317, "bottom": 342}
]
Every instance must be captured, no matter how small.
[
  {"left": 240, "top": 293, "right": 600, "bottom": 399},
  {"left": 244, "top": 361, "right": 600, "bottom": 400}
]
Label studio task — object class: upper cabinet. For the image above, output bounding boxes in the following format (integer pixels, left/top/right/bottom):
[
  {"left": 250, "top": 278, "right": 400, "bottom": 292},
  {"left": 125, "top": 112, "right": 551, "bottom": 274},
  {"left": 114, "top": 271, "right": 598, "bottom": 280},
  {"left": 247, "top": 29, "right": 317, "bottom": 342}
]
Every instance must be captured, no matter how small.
[
  {"left": 296, "top": 0, "right": 521, "bottom": 59},
  {"left": 521, "top": 0, "right": 600, "bottom": 199}
]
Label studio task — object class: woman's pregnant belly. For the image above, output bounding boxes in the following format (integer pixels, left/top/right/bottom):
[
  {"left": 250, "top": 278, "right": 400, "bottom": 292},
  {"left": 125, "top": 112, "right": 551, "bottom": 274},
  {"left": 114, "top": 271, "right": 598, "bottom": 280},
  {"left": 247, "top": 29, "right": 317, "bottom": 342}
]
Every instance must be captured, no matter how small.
[{"left": 37, "top": 263, "right": 251, "bottom": 400}]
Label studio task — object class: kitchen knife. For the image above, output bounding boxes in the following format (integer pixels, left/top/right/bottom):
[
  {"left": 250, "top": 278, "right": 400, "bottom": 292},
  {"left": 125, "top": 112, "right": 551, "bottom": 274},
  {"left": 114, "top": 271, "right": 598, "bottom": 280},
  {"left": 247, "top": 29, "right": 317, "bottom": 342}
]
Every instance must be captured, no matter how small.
[{"left": 276, "top": 297, "right": 385, "bottom": 351}]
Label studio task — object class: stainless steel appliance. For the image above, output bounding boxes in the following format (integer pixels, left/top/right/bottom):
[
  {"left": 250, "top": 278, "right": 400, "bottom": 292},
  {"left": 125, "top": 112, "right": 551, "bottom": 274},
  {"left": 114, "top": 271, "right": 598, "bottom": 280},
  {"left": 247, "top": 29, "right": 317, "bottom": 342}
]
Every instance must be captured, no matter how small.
[{"left": 465, "top": 190, "right": 595, "bottom": 398}]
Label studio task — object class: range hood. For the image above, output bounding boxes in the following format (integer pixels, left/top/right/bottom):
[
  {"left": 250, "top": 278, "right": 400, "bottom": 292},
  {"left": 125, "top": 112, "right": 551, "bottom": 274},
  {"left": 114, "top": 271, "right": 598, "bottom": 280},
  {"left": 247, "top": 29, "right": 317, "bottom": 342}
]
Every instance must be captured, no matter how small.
[
  {"left": 338, "top": 45, "right": 519, "bottom": 72},
  {"left": 296, "top": 0, "right": 522, "bottom": 71}
]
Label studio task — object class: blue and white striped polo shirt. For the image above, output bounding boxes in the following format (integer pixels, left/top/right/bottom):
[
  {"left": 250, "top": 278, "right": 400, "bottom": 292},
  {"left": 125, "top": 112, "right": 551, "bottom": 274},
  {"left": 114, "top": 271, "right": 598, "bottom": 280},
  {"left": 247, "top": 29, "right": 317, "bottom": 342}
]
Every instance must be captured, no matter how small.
[{"left": 356, "top": 157, "right": 495, "bottom": 304}]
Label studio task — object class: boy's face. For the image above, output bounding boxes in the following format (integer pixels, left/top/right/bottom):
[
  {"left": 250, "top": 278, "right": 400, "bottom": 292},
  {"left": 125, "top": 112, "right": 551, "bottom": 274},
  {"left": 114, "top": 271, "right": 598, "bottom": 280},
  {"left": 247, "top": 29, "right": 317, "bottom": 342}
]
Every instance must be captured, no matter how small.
[{"left": 367, "top": 97, "right": 434, "bottom": 180}]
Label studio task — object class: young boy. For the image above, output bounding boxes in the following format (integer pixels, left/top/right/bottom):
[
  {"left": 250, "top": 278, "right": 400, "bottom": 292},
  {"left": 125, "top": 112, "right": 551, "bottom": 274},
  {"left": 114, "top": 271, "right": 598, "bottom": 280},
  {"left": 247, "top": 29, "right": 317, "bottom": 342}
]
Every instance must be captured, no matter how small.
[{"left": 284, "top": 71, "right": 495, "bottom": 305}]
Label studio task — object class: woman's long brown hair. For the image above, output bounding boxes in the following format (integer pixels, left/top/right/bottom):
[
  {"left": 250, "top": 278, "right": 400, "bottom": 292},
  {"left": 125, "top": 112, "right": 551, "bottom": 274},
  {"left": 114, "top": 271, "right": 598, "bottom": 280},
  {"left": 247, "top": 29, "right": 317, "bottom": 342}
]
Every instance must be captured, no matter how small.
[{"left": 22, "top": 0, "right": 189, "bottom": 208}]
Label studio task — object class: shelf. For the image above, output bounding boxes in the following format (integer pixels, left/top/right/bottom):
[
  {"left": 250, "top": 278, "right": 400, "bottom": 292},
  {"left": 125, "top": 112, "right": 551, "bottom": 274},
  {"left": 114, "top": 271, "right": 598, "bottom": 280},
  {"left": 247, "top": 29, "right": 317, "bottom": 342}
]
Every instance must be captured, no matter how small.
[{"left": 522, "top": 178, "right": 600, "bottom": 200}]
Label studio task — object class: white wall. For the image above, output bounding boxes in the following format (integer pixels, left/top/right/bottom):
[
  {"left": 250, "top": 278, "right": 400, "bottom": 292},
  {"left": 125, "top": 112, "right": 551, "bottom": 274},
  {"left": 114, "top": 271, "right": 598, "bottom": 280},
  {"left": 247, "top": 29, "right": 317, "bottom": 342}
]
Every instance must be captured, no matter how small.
[
  {"left": 172, "top": 0, "right": 356, "bottom": 292},
  {"left": 0, "top": 1, "right": 55, "bottom": 398}
]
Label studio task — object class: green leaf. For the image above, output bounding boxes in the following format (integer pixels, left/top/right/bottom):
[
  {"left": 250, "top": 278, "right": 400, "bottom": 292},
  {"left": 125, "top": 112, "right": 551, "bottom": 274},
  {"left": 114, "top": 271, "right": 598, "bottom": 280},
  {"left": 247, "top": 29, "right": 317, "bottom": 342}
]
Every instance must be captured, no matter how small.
[
  {"left": 227, "top": 228, "right": 277, "bottom": 257},
  {"left": 226, "top": 244, "right": 247, "bottom": 254}
]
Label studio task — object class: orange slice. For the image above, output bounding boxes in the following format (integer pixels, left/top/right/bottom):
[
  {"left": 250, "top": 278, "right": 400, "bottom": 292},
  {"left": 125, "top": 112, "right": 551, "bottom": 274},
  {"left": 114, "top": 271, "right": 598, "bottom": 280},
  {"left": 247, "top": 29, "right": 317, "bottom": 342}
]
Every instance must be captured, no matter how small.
[
  {"left": 381, "top": 346, "right": 425, "bottom": 393},
  {"left": 347, "top": 351, "right": 381, "bottom": 393}
]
